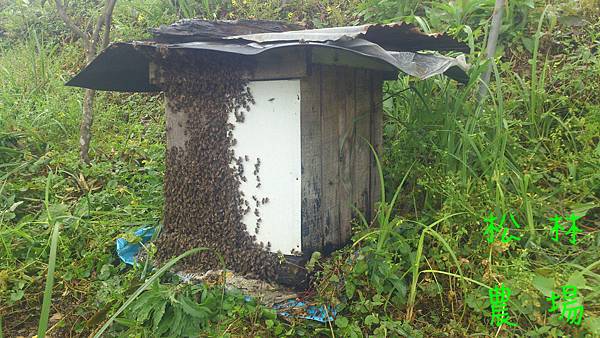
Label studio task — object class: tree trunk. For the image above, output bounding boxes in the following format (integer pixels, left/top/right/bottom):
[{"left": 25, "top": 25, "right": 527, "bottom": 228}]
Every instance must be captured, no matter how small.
[
  {"left": 55, "top": 0, "right": 117, "bottom": 163},
  {"left": 78, "top": 36, "right": 100, "bottom": 163},
  {"left": 80, "top": 88, "right": 95, "bottom": 164},
  {"left": 478, "top": 0, "right": 505, "bottom": 99}
]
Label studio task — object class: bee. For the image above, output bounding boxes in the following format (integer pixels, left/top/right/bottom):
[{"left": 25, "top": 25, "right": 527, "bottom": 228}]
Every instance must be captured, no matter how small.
[{"left": 155, "top": 52, "right": 280, "bottom": 282}]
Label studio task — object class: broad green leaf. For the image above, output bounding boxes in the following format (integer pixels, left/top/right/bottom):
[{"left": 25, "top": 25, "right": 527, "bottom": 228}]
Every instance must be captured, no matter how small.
[
  {"left": 172, "top": 304, "right": 183, "bottom": 335},
  {"left": 566, "top": 272, "right": 589, "bottom": 290},
  {"left": 155, "top": 309, "right": 174, "bottom": 336},
  {"left": 262, "top": 308, "right": 277, "bottom": 320},
  {"left": 584, "top": 316, "right": 600, "bottom": 335},
  {"left": 152, "top": 300, "right": 167, "bottom": 331},
  {"left": 345, "top": 281, "right": 356, "bottom": 299},
  {"left": 9, "top": 290, "right": 24, "bottom": 302},
  {"left": 179, "top": 296, "right": 206, "bottom": 319},
  {"left": 532, "top": 274, "right": 554, "bottom": 297},
  {"left": 465, "top": 289, "right": 488, "bottom": 312},
  {"left": 521, "top": 37, "right": 534, "bottom": 53},
  {"left": 365, "top": 314, "right": 379, "bottom": 326},
  {"left": 113, "top": 317, "right": 137, "bottom": 327},
  {"left": 335, "top": 316, "right": 349, "bottom": 328},
  {"left": 392, "top": 278, "right": 407, "bottom": 299},
  {"left": 570, "top": 202, "right": 597, "bottom": 218},
  {"left": 558, "top": 15, "right": 585, "bottom": 27},
  {"left": 354, "top": 259, "right": 367, "bottom": 275}
]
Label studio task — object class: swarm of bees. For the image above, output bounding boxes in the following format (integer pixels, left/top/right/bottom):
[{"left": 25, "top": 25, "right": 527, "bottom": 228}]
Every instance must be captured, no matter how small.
[{"left": 153, "top": 51, "right": 280, "bottom": 281}]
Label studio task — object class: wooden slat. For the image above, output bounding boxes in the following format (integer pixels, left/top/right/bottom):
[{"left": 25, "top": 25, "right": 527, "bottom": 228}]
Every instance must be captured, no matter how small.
[
  {"left": 312, "top": 48, "right": 396, "bottom": 73},
  {"left": 338, "top": 67, "right": 355, "bottom": 245},
  {"left": 164, "top": 95, "right": 188, "bottom": 150},
  {"left": 320, "top": 65, "right": 340, "bottom": 251},
  {"left": 148, "top": 62, "right": 159, "bottom": 86},
  {"left": 369, "top": 72, "right": 384, "bottom": 218},
  {"left": 300, "top": 65, "right": 323, "bottom": 253},
  {"left": 248, "top": 48, "right": 308, "bottom": 81},
  {"left": 353, "top": 69, "right": 372, "bottom": 223}
]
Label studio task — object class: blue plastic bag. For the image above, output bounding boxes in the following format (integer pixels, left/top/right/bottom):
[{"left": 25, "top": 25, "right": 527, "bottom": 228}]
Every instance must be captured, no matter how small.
[
  {"left": 115, "top": 227, "right": 155, "bottom": 265},
  {"left": 273, "top": 299, "right": 337, "bottom": 323}
]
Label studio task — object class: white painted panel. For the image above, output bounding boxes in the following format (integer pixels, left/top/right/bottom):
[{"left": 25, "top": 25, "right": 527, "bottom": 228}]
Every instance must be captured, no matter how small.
[{"left": 229, "top": 80, "right": 302, "bottom": 254}]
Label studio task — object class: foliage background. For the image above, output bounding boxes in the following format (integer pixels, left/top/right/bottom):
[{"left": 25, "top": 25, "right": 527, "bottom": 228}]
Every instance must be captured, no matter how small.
[{"left": 0, "top": 0, "right": 599, "bottom": 336}]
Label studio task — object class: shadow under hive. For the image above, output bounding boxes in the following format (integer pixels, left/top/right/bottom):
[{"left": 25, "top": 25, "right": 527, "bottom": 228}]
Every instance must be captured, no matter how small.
[{"left": 155, "top": 51, "right": 279, "bottom": 280}]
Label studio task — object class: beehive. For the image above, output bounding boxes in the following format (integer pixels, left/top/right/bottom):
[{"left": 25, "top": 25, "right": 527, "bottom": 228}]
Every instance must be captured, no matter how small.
[
  {"left": 66, "top": 20, "right": 469, "bottom": 285},
  {"left": 155, "top": 50, "right": 384, "bottom": 246}
]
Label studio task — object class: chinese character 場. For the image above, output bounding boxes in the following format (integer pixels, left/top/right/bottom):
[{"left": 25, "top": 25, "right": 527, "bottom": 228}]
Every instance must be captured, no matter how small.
[
  {"left": 560, "top": 285, "right": 584, "bottom": 325},
  {"left": 546, "top": 285, "right": 584, "bottom": 325}
]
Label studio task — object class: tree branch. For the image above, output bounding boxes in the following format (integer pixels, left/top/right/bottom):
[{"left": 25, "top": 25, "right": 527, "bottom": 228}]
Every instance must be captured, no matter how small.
[
  {"left": 54, "top": 0, "right": 88, "bottom": 42},
  {"left": 102, "top": 0, "right": 117, "bottom": 49},
  {"left": 92, "top": 13, "right": 106, "bottom": 47},
  {"left": 478, "top": 0, "right": 505, "bottom": 100}
]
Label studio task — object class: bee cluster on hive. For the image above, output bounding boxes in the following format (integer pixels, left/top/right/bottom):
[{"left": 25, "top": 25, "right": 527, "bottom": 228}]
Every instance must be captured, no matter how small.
[{"left": 154, "top": 50, "right": 280, "bottom": 280}]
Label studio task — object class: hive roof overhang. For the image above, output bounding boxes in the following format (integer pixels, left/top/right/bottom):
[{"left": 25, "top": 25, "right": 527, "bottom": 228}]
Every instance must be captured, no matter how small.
[{"left": 66, "top": 22, "right": 471, "bottom": 92}]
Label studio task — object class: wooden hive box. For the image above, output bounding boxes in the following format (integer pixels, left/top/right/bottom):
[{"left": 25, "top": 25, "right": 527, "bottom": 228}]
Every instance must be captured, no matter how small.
[
  {"left": 149, "top": 48, "right": 386, "bottom": 259},
  {"left": 66, "top": 20, "right": 468, "bottom": 285}
]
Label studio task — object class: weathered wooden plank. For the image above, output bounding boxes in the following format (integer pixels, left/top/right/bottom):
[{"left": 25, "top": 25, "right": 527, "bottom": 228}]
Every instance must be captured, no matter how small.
[
  {"left": 151, "top": 63, "right": 189, "bottom": 151},
  {"left": 249, "top": 48, "right": 308, "bottom": 81},
  {"left": 310, "top": 48, "right": 398, "bottom": 79},
  {"left": 164, "top": 95, "right": 188, "bottom": 150},
  {"left": 338, "top": 67, "right": 355, "bottom": 245},
  {"left": 353, "top": 69, "right": 372, "bottom": 223},
  {"left": 300, "top": 65, "right": 323, "bottom": 253},
  {"left": 320, "top": 65, "right": 340, "bottom": 252},
  {"left": 151, "top": 51, "right": 310, "bottom": 85},
  {"left": 312, "top": 48, "right": 394, "bottom": 72},
  {"left": 149, "top": 62, "right": 158, "bottom": 85},
  {"left": 369, "top": 72, "right": 384, "bottom": 219}
]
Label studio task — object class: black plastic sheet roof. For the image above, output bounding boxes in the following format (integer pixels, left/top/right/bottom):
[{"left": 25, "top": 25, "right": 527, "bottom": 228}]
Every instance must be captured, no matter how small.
[
  {"left": 150, "top": 19, "right": 305, "bottom": 42},
  {"left": 67, "top": 21, "right": 470, "bottom": 92}
]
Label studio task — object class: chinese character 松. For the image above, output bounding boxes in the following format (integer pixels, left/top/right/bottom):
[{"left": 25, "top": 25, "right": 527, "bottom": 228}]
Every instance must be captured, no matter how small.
[{"left": 483, "top": 212, "right": 521, "bottom": 244}]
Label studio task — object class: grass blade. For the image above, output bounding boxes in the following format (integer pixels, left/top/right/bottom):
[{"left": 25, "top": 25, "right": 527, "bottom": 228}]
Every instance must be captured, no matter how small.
[
  {"left": 419, "top": 270, "right": 489, "bottom": 289},
  {"left": 37, "top": 221, "right": 61, "bottom": 337},
  {"left": 406, "top": 212, "right": 465, "bottom": 321}
]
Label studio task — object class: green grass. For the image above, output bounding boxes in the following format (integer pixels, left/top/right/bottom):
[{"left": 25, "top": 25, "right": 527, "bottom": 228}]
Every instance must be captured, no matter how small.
[{"left": 36, "top": 174, "right": 62, "bottom": 337}]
